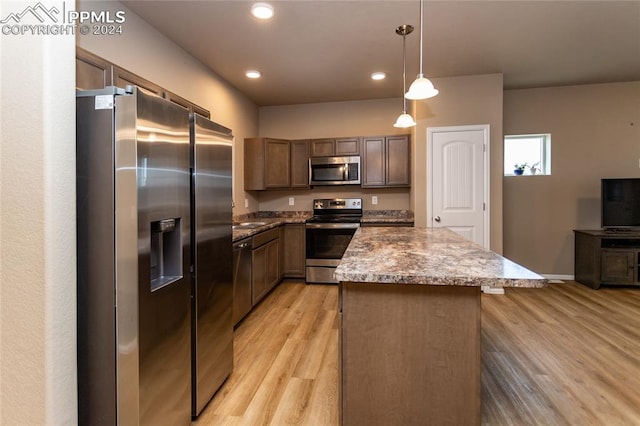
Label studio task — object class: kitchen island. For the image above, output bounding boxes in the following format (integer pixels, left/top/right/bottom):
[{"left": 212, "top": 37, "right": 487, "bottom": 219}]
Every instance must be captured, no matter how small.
[{"left": 334, "top": 227, "right": 546, "bottom": 426}]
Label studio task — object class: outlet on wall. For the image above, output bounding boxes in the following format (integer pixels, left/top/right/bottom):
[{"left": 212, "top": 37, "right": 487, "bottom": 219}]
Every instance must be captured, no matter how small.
[
  {"left": 244, "top": 199, "right": 249, "bottom": 208},
  {"left": 372, "top": 195, "right": 378, "bottom": 205},
  {"left": 289, "top": 197, "right": 295, "bottom": 206}
]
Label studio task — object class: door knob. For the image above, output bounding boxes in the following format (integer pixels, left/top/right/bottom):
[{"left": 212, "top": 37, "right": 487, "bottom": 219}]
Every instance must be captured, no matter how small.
[{"left": 434, "top": 216, "right": 441, "bottom": 222}]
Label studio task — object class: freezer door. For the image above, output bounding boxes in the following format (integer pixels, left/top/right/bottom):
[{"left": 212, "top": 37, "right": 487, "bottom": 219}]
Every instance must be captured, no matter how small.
[
  {"left": 191, "top": 114, "right": 234, "bottom": 416},
  {"left": 118, "top": 88, "right": 192, "bottom": 426}
]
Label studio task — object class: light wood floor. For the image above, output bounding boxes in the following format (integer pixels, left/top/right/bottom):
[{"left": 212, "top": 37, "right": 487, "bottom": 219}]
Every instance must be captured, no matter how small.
[{"left": 194, "top": 280, "right": 640, "bottom": 425}]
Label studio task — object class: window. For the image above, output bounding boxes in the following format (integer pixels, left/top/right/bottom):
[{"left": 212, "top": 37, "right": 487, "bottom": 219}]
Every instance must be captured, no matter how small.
[{"left": 504, "top": 134, "right": 551, "bottom": 176}]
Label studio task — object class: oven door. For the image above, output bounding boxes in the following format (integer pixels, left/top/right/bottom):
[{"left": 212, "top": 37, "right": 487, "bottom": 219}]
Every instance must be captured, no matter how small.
[{"left": 306, "top": 223, "right": 358, "bottom": 283}]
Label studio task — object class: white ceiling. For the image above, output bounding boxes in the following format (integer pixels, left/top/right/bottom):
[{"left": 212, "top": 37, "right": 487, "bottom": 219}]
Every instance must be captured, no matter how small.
[{"left": 121, "top": 0, "right": 640, "bottom": 107}]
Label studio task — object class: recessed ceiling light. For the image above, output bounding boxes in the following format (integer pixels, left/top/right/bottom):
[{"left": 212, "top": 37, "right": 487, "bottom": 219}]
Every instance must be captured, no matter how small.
[
  {"left": 251, "top": 2, "right": 274, "bottom": 20},
  {"left": 371, "top": 72, "right": 386, "bottom": 81},
  {"left": 246, "top": 70, "right": 262, "bottom": 79}
]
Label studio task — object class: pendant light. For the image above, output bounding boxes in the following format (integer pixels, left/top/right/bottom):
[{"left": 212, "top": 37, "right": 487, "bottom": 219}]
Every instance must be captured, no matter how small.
[
  {"left": 393, "top": 25, "right": 417, "bottom": 128},
  {"left": 405, "top": 0, "right": 439, "bottom": 100}
]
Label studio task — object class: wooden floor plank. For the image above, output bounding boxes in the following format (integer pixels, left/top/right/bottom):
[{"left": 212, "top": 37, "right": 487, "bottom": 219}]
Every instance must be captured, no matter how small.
[
  {"left": 304, "top": 325, "right": 339, "bottom": 426},
  {"left": 292, "top": 308, "right": 336, "bottom": 380},
  {"left": 240, "top": 338, "right": 307, "bottom": 425},
  {"left": 481, "top": 282, "right": 640, "bottom": 426},
  {"left": 269, "top": 377, "right": 315, "bottom": 425},
  {"left": 196, "top": 280, "right": 640, "bottom": 425}
]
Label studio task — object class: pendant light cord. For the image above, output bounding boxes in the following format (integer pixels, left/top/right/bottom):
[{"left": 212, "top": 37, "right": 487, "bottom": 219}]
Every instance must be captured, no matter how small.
[
  {"left": 419, "top": 0, "right": 424, "bottom": 76},
  {"left": 402, "top": 33, "right": 408, "bottom": 112}
]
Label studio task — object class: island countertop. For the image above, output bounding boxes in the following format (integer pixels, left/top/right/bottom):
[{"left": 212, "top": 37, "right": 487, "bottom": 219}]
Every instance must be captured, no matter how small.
[{"left": 334, "top": 227, "right": 547, "bottom": 288}]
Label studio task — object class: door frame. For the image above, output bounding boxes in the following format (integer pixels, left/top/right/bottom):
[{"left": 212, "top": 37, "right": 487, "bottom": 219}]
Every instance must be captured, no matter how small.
[{"left": 427, "top": 124, "right": 490, "bottom": 249}]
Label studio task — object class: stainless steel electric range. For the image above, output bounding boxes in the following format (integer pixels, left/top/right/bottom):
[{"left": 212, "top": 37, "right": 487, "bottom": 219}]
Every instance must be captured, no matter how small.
[{"left": 305, "top": 198, "right": 363, "bottom": 284}]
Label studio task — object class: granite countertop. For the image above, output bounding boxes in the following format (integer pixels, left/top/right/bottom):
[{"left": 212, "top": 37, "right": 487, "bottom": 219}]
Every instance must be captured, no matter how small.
[
  {"left": 335, "top": 227, "right": 547, "bottom": 288},
  {"left": 232, "top": 217, "right": 308, "bottom": 241},
  {"left": 233, "top": 210, "right": 414, "bottom": 241},
  {"left": 232, "top": 211, "right": 311, "bottom": 241}
]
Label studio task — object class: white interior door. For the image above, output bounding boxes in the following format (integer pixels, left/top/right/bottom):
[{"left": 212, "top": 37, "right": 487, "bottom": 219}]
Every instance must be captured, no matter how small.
[{"left": 428, "top": 125, "right": 489, "bottom": 248}]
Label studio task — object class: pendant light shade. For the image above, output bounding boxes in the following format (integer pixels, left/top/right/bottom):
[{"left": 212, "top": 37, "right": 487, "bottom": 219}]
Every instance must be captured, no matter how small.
[
  {"left": 394, "top": 112, "right": 417, "bottom": 128},
  {"left": 405, "top": 74, "right": 439, "bottom": 100},
  {"left": 393, "top": 24, "right": 416, "bottom": 128},
  {"left": 405, "top": 0, "right": 438, "bottom": 100}
]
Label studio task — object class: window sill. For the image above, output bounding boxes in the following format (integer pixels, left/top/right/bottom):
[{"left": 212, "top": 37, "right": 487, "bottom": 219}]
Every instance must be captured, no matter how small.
[{"left": 505, "top": 174, "right": 550, "bottom": 177}]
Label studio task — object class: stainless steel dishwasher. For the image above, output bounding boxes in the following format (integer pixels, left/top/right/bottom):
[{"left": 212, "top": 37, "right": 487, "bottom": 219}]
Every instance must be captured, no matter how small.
[{"left": 233, "top": 238, "right": 252, "bottom": 325}]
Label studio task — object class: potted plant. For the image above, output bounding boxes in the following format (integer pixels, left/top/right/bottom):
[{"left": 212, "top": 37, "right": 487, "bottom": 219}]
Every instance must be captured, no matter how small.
[
  {"left": 529, "top": 161, "right": 540, "bottom": 175},
  {"left": 513, "top": 163, "right": 527, "bottom": 175}
]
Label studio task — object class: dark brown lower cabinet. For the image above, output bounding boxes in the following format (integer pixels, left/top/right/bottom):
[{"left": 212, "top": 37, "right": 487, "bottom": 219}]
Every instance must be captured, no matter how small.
[
  {"left": 574, "top": 229, "right": 640, "bottom": 289},
  {"left": 251, "top": 228, "right": 280, "bottom": 305},
  {"left": 282, "top": 224, "right": 306, "bottom": 278},
  {"left": 601, "top": 249, "right": 637, "bottom": 284},
  {"left": 236, "top": 223, "right": 305, "bottom": 324}
]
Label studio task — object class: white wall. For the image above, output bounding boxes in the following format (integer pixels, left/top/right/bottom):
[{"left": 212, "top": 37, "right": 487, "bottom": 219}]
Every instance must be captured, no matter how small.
[
  {"left": 0, "top": 0, "right": 77, "bottom": 423},
  {"left": 504, "top": 82, "right": 640, "bottom": 275}
]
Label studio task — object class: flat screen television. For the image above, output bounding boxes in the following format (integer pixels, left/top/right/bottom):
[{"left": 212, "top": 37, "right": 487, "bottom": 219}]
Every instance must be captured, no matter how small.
[{"left": 601, "top": 178, "right": 640, "bottom": 230}]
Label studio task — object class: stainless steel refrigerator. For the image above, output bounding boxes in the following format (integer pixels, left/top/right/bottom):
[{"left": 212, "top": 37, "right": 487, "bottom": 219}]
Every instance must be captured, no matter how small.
[
  {"left": 189, "top": 114, "right": 234, "bottom": 416},
  {"left": 77, "top": 86, "right": 192, "bottom": 425}
]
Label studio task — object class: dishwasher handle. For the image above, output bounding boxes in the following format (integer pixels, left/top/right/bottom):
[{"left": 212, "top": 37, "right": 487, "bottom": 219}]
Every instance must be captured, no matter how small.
[{"left": 233, "top": 239, "right": 252, "bottom": 251}]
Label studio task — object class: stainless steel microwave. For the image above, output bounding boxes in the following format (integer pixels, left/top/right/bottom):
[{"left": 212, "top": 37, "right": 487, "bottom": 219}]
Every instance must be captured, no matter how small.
[{"left": 309, "top": 156, "right": 361, "bottom": 186}]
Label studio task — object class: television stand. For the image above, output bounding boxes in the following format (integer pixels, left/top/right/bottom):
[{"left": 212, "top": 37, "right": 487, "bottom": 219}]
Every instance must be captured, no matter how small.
[
  {"left": 604, "top": 227, "right": 638, "bottom": 233},
  {"left": 574, "top": 230, "right": 640, "bottom": 289}
]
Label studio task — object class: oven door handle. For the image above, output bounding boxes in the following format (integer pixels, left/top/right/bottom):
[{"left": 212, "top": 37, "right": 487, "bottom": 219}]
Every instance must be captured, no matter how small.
[{"left": 305, "top": 223, "right": 360, "bottom": 230}]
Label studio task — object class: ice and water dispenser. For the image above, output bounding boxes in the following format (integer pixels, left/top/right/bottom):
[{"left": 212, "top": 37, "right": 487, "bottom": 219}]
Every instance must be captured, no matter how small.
[{"left": 150, "top": 218, "right": 183, "bottom": 292}]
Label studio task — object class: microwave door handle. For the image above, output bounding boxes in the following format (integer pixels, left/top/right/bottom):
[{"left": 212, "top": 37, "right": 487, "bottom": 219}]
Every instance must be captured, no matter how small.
[{"left": 344, "top": 163, "right": 349, "bottom": 181}]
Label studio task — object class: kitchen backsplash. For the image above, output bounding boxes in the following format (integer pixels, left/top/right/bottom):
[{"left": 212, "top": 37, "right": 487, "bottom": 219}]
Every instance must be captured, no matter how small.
[
  {"left": 362, "top": 210, "right": 413, "bottom": 219},
  {"left": 234, "top": 210, "right": 413, "bottom": 222},
  {"left": 234, "top": 211, "right": 312, "bottom": 222}
]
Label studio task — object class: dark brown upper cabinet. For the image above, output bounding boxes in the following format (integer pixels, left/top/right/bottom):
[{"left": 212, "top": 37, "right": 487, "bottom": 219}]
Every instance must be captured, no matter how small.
[
  {"left": 76, "top": 47, "right": 112, "bottom": 90},
  {"left": 245, "top": 138, "right": 292, "bottom": 190},
  {"left": 361, "top": 135, "right": 411, "bottom": 188},
  {"left": 76, "top": 47, "right": 210, "bottom": 118},
  {"left": 310, "top": 138, "right": 360, "bottom": 157},
  {"left": 291, "top": 140, "right": 311, "bottom": 188}
]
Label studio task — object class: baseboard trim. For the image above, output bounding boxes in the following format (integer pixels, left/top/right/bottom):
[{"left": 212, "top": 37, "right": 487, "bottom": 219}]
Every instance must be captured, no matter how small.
[{"left": 543, "top": 274, "right": 574, "bottom": 284}]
